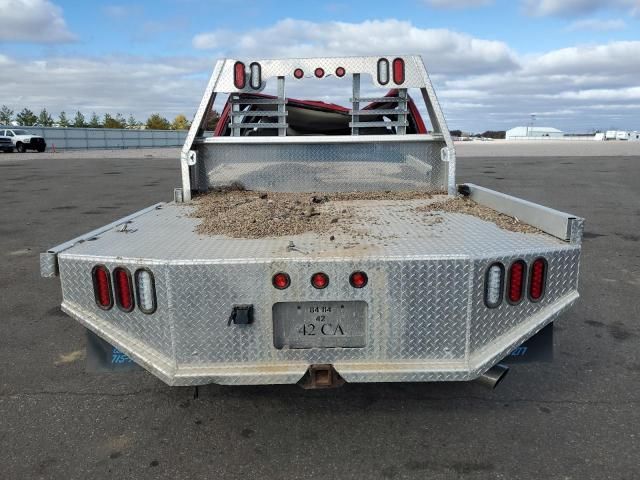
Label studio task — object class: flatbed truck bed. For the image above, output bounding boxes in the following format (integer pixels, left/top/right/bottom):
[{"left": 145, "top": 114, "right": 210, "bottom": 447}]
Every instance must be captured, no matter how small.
[
  {"left": 43, "top": 186, "right": 581, "bottom": 386},
  {"left": 42, "top": 55, "right": 583, "bottom": 388}
]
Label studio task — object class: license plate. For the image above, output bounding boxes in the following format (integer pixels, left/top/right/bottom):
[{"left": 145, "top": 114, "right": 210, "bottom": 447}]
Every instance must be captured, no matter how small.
[{"left": 273, "top": 301, "right": 367, "bottom": 349}]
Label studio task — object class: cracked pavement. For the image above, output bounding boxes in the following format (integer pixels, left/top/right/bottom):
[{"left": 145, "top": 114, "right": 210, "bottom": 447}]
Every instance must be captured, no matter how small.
[{"left": 1, "top": 149, "right": 639, "bottom": 479}]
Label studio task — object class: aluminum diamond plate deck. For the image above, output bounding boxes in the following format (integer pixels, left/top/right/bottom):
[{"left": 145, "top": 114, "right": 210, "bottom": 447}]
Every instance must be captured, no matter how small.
[
  {"left": 54, "top": 199, "right": 581, "bottom": 386},
  {"left": 62, "top": 200, "right": 568, "bottom": 261}
]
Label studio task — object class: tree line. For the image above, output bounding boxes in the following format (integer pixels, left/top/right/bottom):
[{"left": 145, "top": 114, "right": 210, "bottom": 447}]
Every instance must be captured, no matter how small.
[
  {"left": 0, "top": 105, "right": 219, "bottom": 131},
  {"left": 450, "top": 129, "right": 506, "bottom": 139}
]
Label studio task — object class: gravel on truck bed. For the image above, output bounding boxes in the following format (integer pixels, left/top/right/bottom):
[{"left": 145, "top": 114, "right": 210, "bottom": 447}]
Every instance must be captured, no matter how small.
[{"left": 191, "top": 187, "right": 541, "bottom": 238}]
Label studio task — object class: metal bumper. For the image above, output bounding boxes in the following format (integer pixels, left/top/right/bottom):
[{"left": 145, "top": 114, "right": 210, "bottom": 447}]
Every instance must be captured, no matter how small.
[{"left": 56, "top": 248, "right": 580, "bottom": 386}]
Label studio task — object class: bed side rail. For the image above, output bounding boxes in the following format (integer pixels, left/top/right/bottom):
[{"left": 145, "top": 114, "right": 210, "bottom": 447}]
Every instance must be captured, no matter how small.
[{"left": 461, "top": 184, "right": 584, "bottom": 244}]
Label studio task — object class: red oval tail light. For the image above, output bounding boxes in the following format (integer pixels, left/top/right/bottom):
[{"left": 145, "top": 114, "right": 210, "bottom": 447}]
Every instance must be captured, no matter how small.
[
  {"left": 529, "top": 258, "right": 547, "bottom": 301},
  {"left": 392, "top": 58, "right": 405, "bottom": 84},
  {"left": 507, "top": 260, "right": 526, "bottom": 304},
  {"left": 233, "top": 61, "right": 246, "bottom": 89},
  {"left": 113, "top": 267, "right": 134, "bottom": 312},
  {"left": 92, "top": 265, "right": 113, "bottom": 310}
]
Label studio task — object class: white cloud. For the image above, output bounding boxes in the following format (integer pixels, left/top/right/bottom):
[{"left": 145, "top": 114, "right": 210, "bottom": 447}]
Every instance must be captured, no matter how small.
[
  {"left": 102, "top": 4, "right": 144, "bottom": 21},
  {"left": 527, "top": 41, "right": 640, "bottom": 75},
  {"left": 565, "top": 18, "right": 627, "bottom": 31},
  {"left": 523, "top": 0, "right": 603, "bottom": 16},
  {"left": 103, "top": 4, "right": 130, "bottom": 18},
  {"left": 438, "top": 41, "right": 640, "bottom": 130},
  {"left": 0, "top": 0, "right": 76, "bottom": 43},
  {"left": 192, "top": 30, "right": 229, "bottom": 50},
  {"left": 2, "top": 18, "right": 639, "bottom": 132},
  {"left": 423, "top": 0, "right": 493, "bottom": 8},
  {"left": 193, "top": 19, "right": 519, "bottom": 75},
  {"left": 188, "top": 19, "right": 640, "bottom": 131},
  {"left": 553, "top": 86, "right": 640, "bottom": 101},
  {"left": 522, "top": 0, "right": 639, "bottom": 16},
  {"left": 0, "top": 55, "right": 210, "bottom": 120}
]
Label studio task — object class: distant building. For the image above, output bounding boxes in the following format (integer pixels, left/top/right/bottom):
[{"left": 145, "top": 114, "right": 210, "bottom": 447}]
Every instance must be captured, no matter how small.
[
  {"left": 506, "top": 126, "right": 564, "bottom": 140},
  {"left": 605, "top": 131, "right": 617, "bottom": 140}
]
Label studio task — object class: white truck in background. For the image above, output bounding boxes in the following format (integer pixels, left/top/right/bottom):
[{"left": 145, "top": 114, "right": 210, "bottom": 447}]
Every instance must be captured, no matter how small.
[{"left": 1, "top": 128, "right": 47, "bottom": 152}]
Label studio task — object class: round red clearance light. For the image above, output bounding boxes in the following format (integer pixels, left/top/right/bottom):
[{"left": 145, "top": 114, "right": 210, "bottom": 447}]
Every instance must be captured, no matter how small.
[
  {"left": 293, "top": 68, "right": 304, "bottom": 79},
  {"left": 350, "top": 271, "right": 368, "bottom": 289},
  {"left": 335, "top": 67, "right": 346, "bottom": 77},
  {"left": 529, "top": 258, "right": 547, "bottom": 302},
  {"left": 311, "top": 272, "right": 329, "bottom": 289},
  {"left": 314, "top": 67, "right": 325, "bottom": 78},
  {"left": 272, "top": 272, "right": 291, "bottom": 290}
]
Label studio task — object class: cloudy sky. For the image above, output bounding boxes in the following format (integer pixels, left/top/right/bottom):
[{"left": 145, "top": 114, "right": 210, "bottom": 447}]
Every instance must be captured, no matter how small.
[{"left": 1, "top": 0, "right": 639, "bottom": 132}]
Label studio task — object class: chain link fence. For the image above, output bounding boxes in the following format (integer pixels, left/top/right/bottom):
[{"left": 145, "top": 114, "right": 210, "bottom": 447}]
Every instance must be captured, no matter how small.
[{"left": 1, "top": 126, "right": 190, "bottom": 150}]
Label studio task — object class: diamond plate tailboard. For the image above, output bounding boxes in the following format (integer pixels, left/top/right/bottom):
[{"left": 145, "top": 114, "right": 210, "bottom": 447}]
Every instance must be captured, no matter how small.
[{"left": 57, "top": 239, "right": 581, "bottom": 386}]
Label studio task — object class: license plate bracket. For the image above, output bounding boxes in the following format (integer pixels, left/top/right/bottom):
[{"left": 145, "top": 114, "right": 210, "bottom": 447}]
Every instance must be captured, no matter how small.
[{"left": 273, "top": 301, "right": 367, "bottom": 349}]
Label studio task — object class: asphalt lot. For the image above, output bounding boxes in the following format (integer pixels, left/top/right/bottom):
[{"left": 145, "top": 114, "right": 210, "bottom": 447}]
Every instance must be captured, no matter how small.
[{"left": 1, "top": 149, "right": 639, "bottom": 479}]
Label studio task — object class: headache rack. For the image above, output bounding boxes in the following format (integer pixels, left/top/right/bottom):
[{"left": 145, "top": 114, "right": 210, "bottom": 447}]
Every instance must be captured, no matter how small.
[{"left": 179, "top": 55, "right": 456, "bottom": 200}]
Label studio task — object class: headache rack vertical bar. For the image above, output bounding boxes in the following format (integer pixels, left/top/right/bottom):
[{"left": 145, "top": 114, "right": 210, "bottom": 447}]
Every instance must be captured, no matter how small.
[
  {"left": 351, "top": 73, "right": 360, "bottom": 136},
  {"left": 277, "top": 76, "right": 286, "bottom": 137},
  {"left": 397, "top": 89, "right": 408, "bottom": 135},
  {"left": 231, "top": 93, "right": 241, "bottom": 137}
]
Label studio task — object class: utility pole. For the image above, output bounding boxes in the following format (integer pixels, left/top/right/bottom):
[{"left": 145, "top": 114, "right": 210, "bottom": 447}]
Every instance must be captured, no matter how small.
[{"left": 528, "top": 114, "right": 536, "bottom": 137}]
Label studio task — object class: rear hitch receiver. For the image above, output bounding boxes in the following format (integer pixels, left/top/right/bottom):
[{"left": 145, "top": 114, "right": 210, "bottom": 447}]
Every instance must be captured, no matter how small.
[
  {"left": 474, "top": 364, "right": 509, "bottom": 389},
  {"left": 299, "top": 364, "right": 345, "bottom": 389}
]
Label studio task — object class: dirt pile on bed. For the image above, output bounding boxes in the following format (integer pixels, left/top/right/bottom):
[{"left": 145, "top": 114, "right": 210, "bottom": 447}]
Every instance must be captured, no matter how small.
[
  {"left": 420, "top": 197, "right": 541, "bottom": 234},
  {"left": 191, "top": 187, "right": 540, "bottom": 238},
  {"left": 191, "top": 188, "right": 436, "bottom": 238}
]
